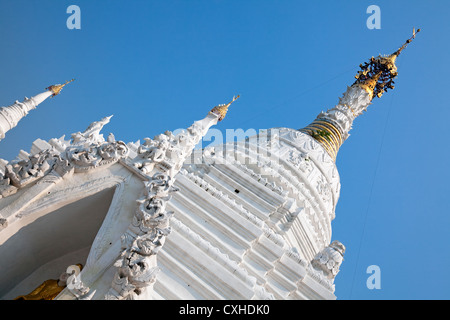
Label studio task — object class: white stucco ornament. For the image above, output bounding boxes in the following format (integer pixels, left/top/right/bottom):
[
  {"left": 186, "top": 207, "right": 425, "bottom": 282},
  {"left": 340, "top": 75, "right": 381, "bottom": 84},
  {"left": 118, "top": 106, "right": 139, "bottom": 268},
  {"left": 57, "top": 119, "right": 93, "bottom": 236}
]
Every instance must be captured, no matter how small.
[
  {"left": 0, "top": 29, "right": 420, "bottom": 301},
  {"left": 0, "top": 95, "right": 345, "bottom": 300}
]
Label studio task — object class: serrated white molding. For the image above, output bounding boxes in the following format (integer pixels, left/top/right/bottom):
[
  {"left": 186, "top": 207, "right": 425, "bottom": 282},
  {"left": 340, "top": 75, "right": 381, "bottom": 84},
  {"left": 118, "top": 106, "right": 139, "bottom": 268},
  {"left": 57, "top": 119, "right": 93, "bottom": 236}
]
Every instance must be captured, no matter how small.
[
  {"left": 315, "top": 86, "right": 372, "bottom": 141},
  {"left": 0, "top": 90, "right": 53, "bottom": 142},
  {"left": 105, "top": 110, "right": 224, "bottom": 300}
]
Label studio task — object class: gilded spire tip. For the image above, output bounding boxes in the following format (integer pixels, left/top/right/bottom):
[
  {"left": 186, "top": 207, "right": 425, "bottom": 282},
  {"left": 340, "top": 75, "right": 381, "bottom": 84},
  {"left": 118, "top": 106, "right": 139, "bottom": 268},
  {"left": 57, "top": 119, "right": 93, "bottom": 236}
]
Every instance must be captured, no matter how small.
[
  {"left": 46, "top": 79, "right": 75, "bottom": 97},
  {"left": 392, "top": 27, "right": 421, "bottom": 58},
  {"left": 211, "top": 94, "right": 240, "bottom": 121},
  {"left": 353, "top": 28, "right": 420, "bottom": 99}
]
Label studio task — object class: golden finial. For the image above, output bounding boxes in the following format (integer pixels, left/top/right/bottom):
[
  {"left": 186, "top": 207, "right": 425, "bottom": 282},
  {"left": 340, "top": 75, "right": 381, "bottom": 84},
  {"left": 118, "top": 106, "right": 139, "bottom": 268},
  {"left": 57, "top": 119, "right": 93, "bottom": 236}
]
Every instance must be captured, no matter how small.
[
  {"left": 392, "top": 27, "right": 421, "bottom": 59},
  {"left": 354, "top": 28, "right": 420, "bottom": 99},
  {"left": 46, "top": 79, "right": 75, "bottom": 97},
  {"left": 210, "top": 95, "right": 240, "bottom": 121}
]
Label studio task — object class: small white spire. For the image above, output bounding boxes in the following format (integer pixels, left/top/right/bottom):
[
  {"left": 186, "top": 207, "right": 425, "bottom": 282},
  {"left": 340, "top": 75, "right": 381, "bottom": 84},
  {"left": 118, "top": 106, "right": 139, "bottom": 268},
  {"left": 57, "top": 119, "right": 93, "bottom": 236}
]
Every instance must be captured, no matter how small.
[{"left": 0, "top": 80, "right": 73, "bottom": 142}]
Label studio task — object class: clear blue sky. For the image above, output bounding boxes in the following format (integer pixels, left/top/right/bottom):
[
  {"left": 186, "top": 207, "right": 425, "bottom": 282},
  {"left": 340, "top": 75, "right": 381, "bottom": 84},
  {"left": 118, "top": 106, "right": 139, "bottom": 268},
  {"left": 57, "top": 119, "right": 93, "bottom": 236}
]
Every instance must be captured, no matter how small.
[{"left": 0, "top": 0, "right": 449, "bottom": 300}]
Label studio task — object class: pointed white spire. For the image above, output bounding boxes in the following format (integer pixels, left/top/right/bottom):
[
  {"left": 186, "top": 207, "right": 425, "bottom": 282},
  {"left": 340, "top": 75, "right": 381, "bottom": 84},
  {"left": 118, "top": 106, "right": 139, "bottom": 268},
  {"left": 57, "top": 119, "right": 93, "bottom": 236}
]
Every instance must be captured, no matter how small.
[
  {"left": 105, "top": 97, "right": 238, "bottom": 300},
  {"left": 0, "top": 80, "right": 74, "bottom": 142}
]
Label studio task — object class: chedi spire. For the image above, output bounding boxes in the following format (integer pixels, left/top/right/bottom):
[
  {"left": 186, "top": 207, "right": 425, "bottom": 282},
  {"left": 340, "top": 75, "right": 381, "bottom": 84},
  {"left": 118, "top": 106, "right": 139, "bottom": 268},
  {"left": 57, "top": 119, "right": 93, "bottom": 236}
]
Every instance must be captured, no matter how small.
[
  {"left": 299, "top": 29, "right": 420, "bottom": 161},
  {"left": 210, "top": 95, "right": 240, "bottom": 121},
  {"left": 354, "top": 29, "right": 421, "bottom": 99},
  {"left": 0, "top": 80, "right": 74, "bottom": 142}
]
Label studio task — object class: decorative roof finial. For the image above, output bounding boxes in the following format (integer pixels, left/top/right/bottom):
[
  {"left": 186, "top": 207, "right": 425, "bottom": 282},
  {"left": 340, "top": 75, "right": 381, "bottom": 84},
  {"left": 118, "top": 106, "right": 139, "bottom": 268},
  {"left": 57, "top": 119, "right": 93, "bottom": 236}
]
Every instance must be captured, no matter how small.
[
  {"left": 354, "top": 28, "right": 420, "bottom": 99},
  {"left": 392, "top": 27, "right": 421, "bottom": 58},
  {"left": 46, "top": 79, "right": 75, "bottom": 97},
  {"left": 299, "top": 29, "right": 421, "bottom": 161},
  {"left": 210, "top": 95, "right": 240, "bottom": 121}
]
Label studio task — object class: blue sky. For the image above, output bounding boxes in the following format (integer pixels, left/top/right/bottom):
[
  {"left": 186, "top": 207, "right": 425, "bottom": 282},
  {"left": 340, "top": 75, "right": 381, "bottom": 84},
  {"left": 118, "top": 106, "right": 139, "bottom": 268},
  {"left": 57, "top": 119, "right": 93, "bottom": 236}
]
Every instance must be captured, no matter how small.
[{"left": 0, "top": 0, "right": 449, "bottom": 300}]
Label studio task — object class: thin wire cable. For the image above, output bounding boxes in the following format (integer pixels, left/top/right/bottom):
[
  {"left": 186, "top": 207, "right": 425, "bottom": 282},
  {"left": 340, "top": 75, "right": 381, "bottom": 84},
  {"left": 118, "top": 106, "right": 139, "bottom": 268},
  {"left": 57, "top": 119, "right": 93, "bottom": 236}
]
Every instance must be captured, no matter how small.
[
  {"left": 233, "top": 65, "right": 356, "bottom": 128},
  {"left": 347, "top": 58, "right": 403, "bottom": 299}
]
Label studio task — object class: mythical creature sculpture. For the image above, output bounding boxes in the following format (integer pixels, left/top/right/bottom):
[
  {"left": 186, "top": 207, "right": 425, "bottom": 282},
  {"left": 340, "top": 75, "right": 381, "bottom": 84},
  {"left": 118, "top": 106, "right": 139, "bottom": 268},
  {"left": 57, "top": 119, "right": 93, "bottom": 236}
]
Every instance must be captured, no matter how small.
[{"left": 311, "top": 241, "right": 346, "bottom": 280}]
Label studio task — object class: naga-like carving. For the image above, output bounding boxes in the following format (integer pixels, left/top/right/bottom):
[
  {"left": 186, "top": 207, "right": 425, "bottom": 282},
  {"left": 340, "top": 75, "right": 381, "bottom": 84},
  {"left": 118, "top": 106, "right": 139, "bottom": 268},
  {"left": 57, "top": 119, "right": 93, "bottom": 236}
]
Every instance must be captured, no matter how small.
[
  {"left": 133, "top": 135, "right": 172, "bottom": 174},
  {"left": 3, "top": 148, "right": 60, "bottom": 189},
  {"left": 0, "top": 116, "right": 129, "bottom": 199},
  {"left": 71, "top": 115, "right": 112, "bottom": 145},
  {"left": 105, "top": 102, "right": 229, "bottom": 299},
  {"left": 106, "top": 172, "right": 178, "bottom": 300},
  {"left": 65, "top": 116, "right": 129, "bottom": 171}
]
